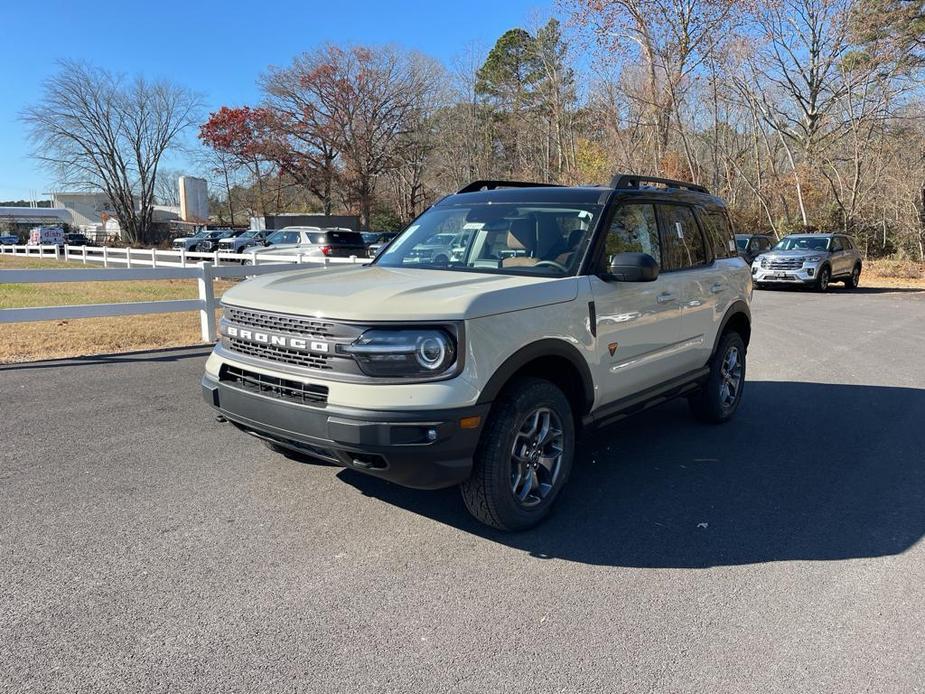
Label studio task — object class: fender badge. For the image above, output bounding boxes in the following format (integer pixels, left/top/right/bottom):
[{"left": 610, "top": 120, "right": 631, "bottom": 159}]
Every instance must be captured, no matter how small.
[{"left": 608, "top": 342, "right": 619, "bottom": 356}]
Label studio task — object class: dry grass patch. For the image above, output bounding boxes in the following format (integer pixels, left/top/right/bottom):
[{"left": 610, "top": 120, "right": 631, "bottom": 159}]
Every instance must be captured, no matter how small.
[
  {"left": 0, "top": 254, "right": 234, "bottom": 363},
  {"left": 863, "top": 259, "right": 925, "bottom": 289},
  {"left": 1, "top": 311, "right": 221, "bottom": 363}
]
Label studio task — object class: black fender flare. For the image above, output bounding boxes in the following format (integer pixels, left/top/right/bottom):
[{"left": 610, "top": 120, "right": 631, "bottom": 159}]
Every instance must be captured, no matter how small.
[
  {"left": 477, "top": 338, "right": 595, "bottom": 411},
  {"left": 711, "top": 300, "right": 752, "bottom": 358}
]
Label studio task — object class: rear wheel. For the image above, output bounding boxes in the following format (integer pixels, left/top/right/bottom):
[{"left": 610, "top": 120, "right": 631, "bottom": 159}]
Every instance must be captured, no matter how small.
[
  {"left": 844, "top": 263, "right": 861, "bottom": 289},
  {"left": 689, "top": 331, "right": 746, "bottom": 424},
  {"left": 461, "top": 378, "right": 575, "bottom": 531}
]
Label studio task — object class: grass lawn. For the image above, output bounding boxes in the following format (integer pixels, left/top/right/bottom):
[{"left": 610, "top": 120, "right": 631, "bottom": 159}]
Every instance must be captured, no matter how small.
[{"left": 0, "top": 255, "right": 232, "bottom": 363}]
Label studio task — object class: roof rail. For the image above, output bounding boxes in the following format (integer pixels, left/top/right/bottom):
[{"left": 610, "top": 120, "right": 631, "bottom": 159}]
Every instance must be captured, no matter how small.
[
  {"left": 457, "top": 180, "right": 563, "bottom": 194},
  {"left": 610, "top": 174, "right": 709, "bottom": 195}
]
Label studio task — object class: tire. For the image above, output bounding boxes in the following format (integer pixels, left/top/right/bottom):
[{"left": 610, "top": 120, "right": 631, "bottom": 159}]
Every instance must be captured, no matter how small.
[
  {"left": 816, "top": 265, "right": 831, "bottom": 292},
  {"left": 688, "top": 331, "right": 746, "bottom": 424},
  {"left": 844, "top": 263, "right": 861, "bottom": 289},
  {"left": 460, "top": 378, "right": 575, "bottom": 531}
]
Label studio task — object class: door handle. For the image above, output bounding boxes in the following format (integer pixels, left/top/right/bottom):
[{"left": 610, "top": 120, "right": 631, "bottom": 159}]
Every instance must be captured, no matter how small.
[
  {"left": 656, "top": 292, "right": 676, "bottom": 304},
  {"left": 710, "top": 283, "right": 725, "bottom": 294}
]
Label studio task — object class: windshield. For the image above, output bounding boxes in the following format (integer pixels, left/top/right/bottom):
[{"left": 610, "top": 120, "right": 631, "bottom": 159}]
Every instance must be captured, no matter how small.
[
  {"left": 240, "top": 230, "right": 259, "bottom": 239},
  {"left": 375, "top": 202, "right": 601, "bottom": 276},
  {"left": 774, "top": 236, "right": 830, "bottom": 252},
  {"left": 361, "top": 232, "right": 380, "bottom": 244},
  {"left": 735, "top": 237, "right": 749, "bottom": 250}
]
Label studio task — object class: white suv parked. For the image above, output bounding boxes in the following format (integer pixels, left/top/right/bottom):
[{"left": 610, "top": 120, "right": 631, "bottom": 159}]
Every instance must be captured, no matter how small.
[{"left": 203, "top": 175, "right": 753, "bottom": 530}]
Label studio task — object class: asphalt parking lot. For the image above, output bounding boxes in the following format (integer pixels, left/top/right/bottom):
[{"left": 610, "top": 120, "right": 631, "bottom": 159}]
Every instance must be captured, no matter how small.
[{"left": 2, "top": 286, "right": 924, "bottom": 693}]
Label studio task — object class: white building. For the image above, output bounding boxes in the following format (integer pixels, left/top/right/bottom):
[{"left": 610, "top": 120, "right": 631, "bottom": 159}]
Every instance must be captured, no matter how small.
[{"left": 51, "top": 192, "right": 112, "bottom": 227}]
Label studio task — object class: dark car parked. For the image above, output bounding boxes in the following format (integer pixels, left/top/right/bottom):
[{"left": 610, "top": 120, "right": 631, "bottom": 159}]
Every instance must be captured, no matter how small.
[
  {"left": 735, "top": 234, "right": 773, "bottom": 264},
  {"left": 64, "top": 232, "right": 94, "bottom": 247}
]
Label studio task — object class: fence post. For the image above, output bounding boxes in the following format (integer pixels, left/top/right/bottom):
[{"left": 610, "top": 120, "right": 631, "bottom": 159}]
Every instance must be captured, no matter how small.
[
  {"left": 54, "top": 245, "right": 61, "bottom": 261},
  {"left": 64, "top": 245, "right": 70, "bottom": 262},
  {"left": 198, "top": 262, "right": 217, "bottom": 342},
  {"left": 180, "top": 249, "right": 187, "bottom": 267},
  {"left": 324, "top": 257, "right": 330, "bottom": 268},
  {"left": 81, "top": 246, "right": 87, "bottom": 264},
  {"left": 103, "top": 246, "right": 109, "bottom": 268},
  {"left": 349, "top": 254, "right": 357, "bottom": 264},
  {"left": 151, "top": 248, "right": 157, "bottom": 268},
  {"left": 125, "top": 248, "right": 132, "bottom": 269},
  {"left": 213, "top": 250, "right": 220, "bottom": 266}
]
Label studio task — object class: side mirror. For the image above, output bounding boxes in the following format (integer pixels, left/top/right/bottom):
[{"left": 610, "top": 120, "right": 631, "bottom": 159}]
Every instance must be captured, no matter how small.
[{"left": 607, "top": 252, "right": 659, "bottom": 282}]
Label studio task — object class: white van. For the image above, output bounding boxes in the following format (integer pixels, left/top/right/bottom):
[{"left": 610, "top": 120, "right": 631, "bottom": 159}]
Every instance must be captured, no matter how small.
[{"left": 28, "top": 226, "right": 66, "bottom": 246}]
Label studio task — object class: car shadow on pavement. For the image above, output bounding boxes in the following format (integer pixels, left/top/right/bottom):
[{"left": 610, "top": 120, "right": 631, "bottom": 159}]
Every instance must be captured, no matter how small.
[
  {"left": 0, "top": 345, "right": 213, "bottom": 371},
  {"left": 338, "top": 381, "right": 925, "bottom": 568}
]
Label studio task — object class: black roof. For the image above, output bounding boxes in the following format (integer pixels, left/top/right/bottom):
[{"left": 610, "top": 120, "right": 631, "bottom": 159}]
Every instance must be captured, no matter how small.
[{"left": 443, "top": 176, "right": 726, "bottom": 209}]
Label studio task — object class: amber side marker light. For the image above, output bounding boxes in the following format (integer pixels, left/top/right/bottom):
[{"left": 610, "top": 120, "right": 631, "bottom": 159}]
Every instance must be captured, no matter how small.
[{"left": 459, "top": 416, "right": 482, "bottom": 430}]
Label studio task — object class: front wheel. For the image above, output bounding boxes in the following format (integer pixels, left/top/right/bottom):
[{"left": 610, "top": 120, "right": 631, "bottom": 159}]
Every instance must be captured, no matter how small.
[
  {"left": 689, "top": 331, "right": 746, "bottom": 424},
  {"left": 460, "top": 378, "right": 575, "bottom": 531},
  {"left": 816, "top": 265, "right": 831, "bottom": 292}
]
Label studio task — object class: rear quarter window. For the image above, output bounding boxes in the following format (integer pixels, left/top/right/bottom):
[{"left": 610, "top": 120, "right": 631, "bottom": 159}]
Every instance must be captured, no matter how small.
[{"left": 700, "top": 210, "right": 735, "bottom": 259}]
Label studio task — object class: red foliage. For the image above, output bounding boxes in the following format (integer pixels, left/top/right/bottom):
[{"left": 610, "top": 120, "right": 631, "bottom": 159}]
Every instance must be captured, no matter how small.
[{"left": 198, "top": 106, "right": 273, "bottom": 159}]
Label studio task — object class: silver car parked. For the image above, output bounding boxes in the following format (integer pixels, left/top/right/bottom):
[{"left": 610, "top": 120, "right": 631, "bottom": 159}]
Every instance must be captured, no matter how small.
[{"left": 752, "top": 233, "right": 863, "bottom": 291}]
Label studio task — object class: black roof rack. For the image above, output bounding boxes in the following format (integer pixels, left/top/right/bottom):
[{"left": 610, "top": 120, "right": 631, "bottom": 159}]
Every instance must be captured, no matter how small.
[
  {"left": 457, "top": 180, "right": 563, "bottom": 194},
  {"left": 610, "top": 174, "right": 709, "bottom": 195}
]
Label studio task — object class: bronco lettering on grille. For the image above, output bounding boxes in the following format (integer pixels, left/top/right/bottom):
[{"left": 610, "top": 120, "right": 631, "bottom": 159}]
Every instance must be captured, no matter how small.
[{"left": 223, "top": 324, "right": 329, "bottom": 353}]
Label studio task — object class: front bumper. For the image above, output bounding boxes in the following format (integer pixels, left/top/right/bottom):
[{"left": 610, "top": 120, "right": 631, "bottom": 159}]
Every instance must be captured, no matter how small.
[
  {"left": 202, "top": 374, "right": 489, "bottom": 489},
  {"left": 752, "top": 262, "right": 820, "bottom": 284}
]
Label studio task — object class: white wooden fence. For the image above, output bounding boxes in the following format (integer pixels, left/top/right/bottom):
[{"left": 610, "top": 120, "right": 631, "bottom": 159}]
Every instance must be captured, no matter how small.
[
  {"left": 0, "top": 243, "right": 366, "bottom": 268},
  {"left": 0, "top": 245, "right": 365, "bottom": 342}
]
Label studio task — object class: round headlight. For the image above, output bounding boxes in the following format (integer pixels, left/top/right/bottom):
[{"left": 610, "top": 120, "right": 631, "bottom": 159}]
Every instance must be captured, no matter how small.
[
  {"left": 417, "top": 335, "right": 448, "bottom": 370},
  {"left": 345, "top": 328, "right": 457, "bottom": 377}
]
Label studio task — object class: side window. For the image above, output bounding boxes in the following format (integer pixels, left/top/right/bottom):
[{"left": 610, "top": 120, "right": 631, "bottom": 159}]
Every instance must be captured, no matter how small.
[
  {"left": 831, "top": 237, "right": 844, "bottom": 252},
  {"left": 700, "top": 211, "right": 734, "bottom": 259},
  {"left": 659, "top": 205, "right": 708, "bottom": 270},
  {"left": 604, "top": 204, "right": 661, "bottom": 267},
  {"left": 759, "top": 237, "right": 772, "bottom": 251}
]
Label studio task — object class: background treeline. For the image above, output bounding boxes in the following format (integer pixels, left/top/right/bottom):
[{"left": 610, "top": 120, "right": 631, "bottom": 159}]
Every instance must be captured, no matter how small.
[{"left": 197, "top": 0, "right": 925, "bottom": 258}]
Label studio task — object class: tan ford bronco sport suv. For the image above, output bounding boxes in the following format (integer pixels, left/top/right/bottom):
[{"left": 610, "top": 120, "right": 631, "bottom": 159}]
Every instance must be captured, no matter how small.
[{"left": 203, "top": 175, "right": 753, "bottom": 530}]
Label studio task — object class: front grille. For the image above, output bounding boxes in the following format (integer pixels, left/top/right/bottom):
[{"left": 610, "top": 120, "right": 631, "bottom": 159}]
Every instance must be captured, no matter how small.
[
  {"left": 225, "top": 306, "right": 335, "bottom": 338},
  {"left": 220, "top": 364, "right": 328, "bottom": 406},
  {"left": 226, "top": 338, "right": 333, "bottom": 370},
  {"left": 765, "top": 258, "right": 803, "bottom": 270}
]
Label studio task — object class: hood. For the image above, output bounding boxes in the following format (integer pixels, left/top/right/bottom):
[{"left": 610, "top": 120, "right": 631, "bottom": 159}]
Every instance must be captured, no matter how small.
[
  {"left": 173, "top": 237, "right": 193, "bottom": 244},
  {"left": 763, "top": 249, "right": 826, "bottom": 258},
  {"left": 220, "top": 264, "right": 579, "bottom": 321}
]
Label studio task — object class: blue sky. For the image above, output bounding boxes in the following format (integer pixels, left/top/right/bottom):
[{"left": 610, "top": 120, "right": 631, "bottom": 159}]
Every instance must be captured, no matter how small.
[{"left": 0, "top": 0, "right": 554, "bottom": 201}]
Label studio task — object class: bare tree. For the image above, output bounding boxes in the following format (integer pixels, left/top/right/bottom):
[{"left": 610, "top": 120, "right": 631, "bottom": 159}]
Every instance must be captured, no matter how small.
[
  {"left": 154, "top": 168, "right": 183, "bottom": 206},
  {"left": 23, "top": 61, "right": 200, "bottom": 244}
]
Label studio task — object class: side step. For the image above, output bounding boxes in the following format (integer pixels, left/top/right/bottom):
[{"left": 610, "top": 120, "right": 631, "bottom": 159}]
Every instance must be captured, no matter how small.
[{"left": 582, "top": 367, "right": 709, "bottom": 429}]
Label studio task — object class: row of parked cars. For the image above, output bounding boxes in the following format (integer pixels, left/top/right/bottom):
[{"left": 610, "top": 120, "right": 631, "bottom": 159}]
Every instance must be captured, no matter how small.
[
  {"left": 172, "top": 227, "right": 400, "bottom": 259},
  {"left": 735, "top": 231, "right": 864, "bottom": 291},
  {"left": 0, "top": 226, "right": 97, "bottom": 247}
]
